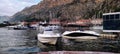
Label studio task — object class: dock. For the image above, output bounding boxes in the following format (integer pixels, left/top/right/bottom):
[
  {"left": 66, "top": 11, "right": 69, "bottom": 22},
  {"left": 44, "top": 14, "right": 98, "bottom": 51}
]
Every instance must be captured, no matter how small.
[
  {"left": 100, "top": 34, "right": 117, "bottom": 39},
  {"left": 38, "top": 51, "right": 118, "bottom": 54}
]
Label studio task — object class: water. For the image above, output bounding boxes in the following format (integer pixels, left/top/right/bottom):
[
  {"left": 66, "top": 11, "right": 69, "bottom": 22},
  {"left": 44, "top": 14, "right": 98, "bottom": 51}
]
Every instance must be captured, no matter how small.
[
  {"left": 0, "top": 28, "right": 40, "bottom": 54},
  {"left": 0, "top": 27, "right": 120, "bottom": 54}
]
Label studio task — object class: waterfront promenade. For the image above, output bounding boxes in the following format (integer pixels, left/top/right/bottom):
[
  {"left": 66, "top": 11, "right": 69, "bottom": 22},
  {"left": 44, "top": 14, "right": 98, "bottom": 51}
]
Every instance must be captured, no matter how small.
[{"left": 38, "top": 51, "right": 118, "bottom": 54}]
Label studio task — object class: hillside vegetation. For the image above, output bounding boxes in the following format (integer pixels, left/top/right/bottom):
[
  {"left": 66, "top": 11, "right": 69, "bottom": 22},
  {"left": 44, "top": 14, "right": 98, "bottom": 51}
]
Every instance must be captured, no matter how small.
[{"left": 11, "top": 0, "right": 120, "bottom": 22}]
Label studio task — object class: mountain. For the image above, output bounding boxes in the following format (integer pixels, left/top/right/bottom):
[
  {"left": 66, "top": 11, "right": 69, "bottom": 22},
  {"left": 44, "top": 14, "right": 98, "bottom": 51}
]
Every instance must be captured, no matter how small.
[
  {"left": 0, "top": 16, "right": 11, "bottom": 23},
  {"left": 11, "top": 0, "right": 120, "bottom": 22}
]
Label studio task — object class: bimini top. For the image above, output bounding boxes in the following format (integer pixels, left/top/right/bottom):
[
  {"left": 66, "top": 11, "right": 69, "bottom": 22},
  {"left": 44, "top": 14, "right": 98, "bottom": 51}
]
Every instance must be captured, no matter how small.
[{"left": 103, "top": 12, "right": 120, "bottom": 15}]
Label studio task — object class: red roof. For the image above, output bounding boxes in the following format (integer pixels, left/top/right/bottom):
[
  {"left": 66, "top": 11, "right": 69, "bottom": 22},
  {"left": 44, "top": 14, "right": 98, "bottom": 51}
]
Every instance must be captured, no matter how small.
[
  {"left": 75, "top": 19, "right": 91, "bottom": 26},
  {"left": 49, "top": 19, "right": 60, "bottom": 24}
]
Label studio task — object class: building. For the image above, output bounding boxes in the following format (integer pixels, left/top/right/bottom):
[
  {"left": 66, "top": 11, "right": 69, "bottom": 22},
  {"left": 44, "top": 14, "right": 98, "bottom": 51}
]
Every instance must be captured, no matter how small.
[
  {"left": 49, "top": 19, "right": 60, "bottom": 25},
  {"left": 90, "top": 19, "right": 103, "bottom": 26},
  {"left": 76, "top": 19, "right": 91, "bottom": 26},
  {"left": 103, "top": 12, "right": 120, "bottom": 32}
]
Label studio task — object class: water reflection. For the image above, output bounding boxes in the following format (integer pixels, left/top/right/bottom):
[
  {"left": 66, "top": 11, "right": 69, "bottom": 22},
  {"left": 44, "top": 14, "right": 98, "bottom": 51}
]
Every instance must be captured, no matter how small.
[{"left": 0, "top": 28, "right": 40, "bottom": 54}]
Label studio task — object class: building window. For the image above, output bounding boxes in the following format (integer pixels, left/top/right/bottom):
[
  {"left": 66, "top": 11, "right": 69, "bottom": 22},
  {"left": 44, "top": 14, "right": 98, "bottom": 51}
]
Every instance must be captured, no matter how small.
[
  {"left": 109, "top": 15, "right": 114, "bottom": 20},
  {"left": 106, "top": 15, "right": 109, "bottom": 20},
  {"left": 115, "top": 14, "right": 120, "bottom": 20}
]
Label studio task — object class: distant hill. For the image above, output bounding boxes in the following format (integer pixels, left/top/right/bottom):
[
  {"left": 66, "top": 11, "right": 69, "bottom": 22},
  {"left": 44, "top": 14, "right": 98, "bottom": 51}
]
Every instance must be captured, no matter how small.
[
  {"left": 0, "top": 16, "right": 11, "bottom": 23},
  {"left": 11, "top": 0, "right": 120, "bottom": 22}
]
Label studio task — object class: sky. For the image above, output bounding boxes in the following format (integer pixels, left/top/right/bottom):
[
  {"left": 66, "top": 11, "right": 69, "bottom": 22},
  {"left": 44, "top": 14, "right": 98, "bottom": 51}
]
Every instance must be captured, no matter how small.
[{"left": 0, "top": 0, "right": 42, "bottom": 16}]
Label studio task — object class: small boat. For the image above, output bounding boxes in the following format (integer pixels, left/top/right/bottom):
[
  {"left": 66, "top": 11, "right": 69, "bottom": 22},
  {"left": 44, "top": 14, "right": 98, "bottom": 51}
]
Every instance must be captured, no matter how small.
[
  {"left": 13, "top": 26, "right": 28, "bottom": 30},
  {"left": 6, "top": 25, "right": 16, "bottom": 29},
  {"left": 7, "top": 24, "right": 37, "bottom": 30},
  {"left": 7, "top": 24, "right": 27, "bottom": 30},
  {"left": 62, "top": 30, "right": 100, "bottom": 41},
  {"left": 37, "top": 24, "right": 61, "bottom": 45}
]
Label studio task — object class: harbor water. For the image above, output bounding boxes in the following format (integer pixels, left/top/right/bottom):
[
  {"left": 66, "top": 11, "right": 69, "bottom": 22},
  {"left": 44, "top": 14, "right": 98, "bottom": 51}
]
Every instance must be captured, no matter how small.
[
  {"left": 0, "top": 27, "right": 120, "bottom": 54},
  {"left": 0, "top": 28, "right": 40, "bottom": 54}
]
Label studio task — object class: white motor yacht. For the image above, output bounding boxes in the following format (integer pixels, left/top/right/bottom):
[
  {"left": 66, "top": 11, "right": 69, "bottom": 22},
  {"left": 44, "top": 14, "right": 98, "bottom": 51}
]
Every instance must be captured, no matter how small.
[
  {"left": 62, "top": 30, "right": 100, "bottom": 41},
  {"left": 37, "top": 24, "right": 61, "bottom": 45}
]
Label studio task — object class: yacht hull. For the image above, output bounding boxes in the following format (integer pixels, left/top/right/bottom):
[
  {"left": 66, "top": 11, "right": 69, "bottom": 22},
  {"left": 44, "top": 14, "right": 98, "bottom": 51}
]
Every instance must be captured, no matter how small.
[
  {"left": 63, "top": 36, "right": 98, "bottom": 41},
  {"left": 37, "top": 34, "right": 60, "bottom": 45},
  {"left": 38, "top": 37, "right": 58, "bottom": 45},
  {"left": 62, "top": 31, "right": 100, "bottom": 41}
]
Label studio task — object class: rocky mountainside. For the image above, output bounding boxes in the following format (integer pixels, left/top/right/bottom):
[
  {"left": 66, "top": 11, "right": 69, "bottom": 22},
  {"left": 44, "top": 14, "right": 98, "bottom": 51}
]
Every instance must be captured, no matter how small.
[{"left": 11, "top": 0, "right": 120, "bottom": 22}]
